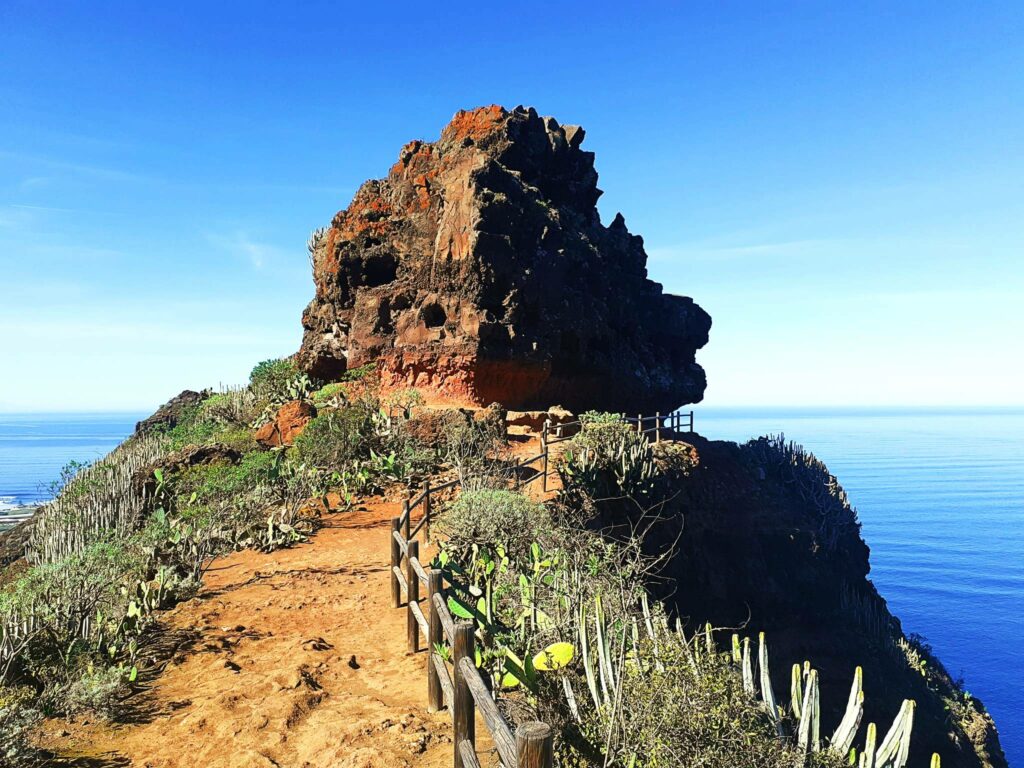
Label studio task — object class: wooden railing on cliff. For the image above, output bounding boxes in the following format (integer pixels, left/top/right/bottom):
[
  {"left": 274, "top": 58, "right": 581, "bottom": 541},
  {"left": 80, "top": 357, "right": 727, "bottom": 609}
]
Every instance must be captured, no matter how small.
[{"left": 386, "top": 409, "right": 694, "bottom": 768}]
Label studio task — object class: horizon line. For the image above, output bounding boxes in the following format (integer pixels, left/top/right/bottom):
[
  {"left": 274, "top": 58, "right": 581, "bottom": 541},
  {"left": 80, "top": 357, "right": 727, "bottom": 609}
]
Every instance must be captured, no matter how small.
[{"left": 2, "top": 403, "right": 1024, "bottom": 416}]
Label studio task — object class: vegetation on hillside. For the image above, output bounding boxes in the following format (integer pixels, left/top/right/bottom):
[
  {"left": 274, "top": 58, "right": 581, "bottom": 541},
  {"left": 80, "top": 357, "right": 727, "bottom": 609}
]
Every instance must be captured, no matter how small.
[
  {"left": 0, "top": 358, "right": 476, "bottom": 766},
  {"left": 431, "top": 415, "right": 925, "bottom": 767},
  {"left": 0, "top": 390, "right": 958, "bottom": 767}
]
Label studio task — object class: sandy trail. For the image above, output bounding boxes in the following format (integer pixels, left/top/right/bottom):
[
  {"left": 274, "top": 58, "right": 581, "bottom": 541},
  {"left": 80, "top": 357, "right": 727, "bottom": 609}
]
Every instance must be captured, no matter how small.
[
  {"left": 47, "top": 499, "right": 457, "bottom": 768},
  {"left": 46, "top": 431, "right": 559, "bottom": 767}
]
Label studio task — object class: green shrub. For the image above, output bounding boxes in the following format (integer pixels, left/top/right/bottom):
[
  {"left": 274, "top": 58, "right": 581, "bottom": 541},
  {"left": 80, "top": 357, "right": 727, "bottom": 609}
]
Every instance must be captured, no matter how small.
[
  {"left": 383, "top": 387, "right": 423, "bottom": 418},
  {"left": 438, "top": 489, "right": 549, "bottom": 561},
  {"left": 163, "top": 391, "right": 256, "bottom": 451},
  {"left": 166, "top": 412, "right": 221, "bottom": 451},
  {"left": 559, "top": 421, "right": 658, "bottom": 503},
  {"left": 173, "top": 450, "right": 277, "bottom": 505},
  {"left": 311, "top": 382, "right": 348, "bottom": 407},
  {"left": 63, "top": 664, "right": 132, "bottom": 719},
  {"left": 0, "top": 686, "right": 40, "bottom": 767},
  {"left": 294, "top": 404, "right": 376, "bottom": 470},
  {"left": 0, "top": 541, "right": 148, "bottom": 692},
  {"left": 249, "top": 357, "right": 298, "bottom": 400},
  {"left": 340, "top": 362, "right": 377, "bottom": 382},
  {"left": 577, "top": 410, "right": 625, "bottom": 426},
  {"left": 435, "top": 412, "right": 506, "bottom": 486},
  {"left": 595, "top": 641, "right": 846, "bottom": 768}
]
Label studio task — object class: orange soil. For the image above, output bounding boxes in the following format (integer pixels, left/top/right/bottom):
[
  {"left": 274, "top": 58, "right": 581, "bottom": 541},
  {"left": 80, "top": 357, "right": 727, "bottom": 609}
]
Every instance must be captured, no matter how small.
[
  {"left": 44, "top": 431, "right": 556, "bottom": 767},
  {"left": 44, "top": 500, "right": 458, "bottom": 768}
]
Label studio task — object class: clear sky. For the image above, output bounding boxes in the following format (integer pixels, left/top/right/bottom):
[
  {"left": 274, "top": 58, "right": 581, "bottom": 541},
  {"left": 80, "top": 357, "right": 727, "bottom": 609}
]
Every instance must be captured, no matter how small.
[{"left": 1, "top": 1, "right": 1022, "bottom": 412}]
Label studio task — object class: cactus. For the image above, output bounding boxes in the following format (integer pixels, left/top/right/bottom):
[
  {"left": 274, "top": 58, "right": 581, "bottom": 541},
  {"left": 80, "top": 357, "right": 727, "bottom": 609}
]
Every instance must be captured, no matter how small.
[
  {"left": 791, "top": 662, "right": 804, "bottom": 720},
  {"left": 860, "top": 723, "right": 878, "bottom": 768},
  {"left": 757, "top": 632, "right": 783, "bottom": 737},
  {"left": 876, "top": 699, "right": 915, "bottom": 768},
  {"left": 831, "top": 666, "right": 865, "bottom": 756},
  {"left": 741, "top": 636, "right": 755, "bottom": 695},
  {"left": 578, "top": 595, "right": 617, "bottom": 710},
  {"left": 797, "top": 668, "right": 821, "bottom": 753}
]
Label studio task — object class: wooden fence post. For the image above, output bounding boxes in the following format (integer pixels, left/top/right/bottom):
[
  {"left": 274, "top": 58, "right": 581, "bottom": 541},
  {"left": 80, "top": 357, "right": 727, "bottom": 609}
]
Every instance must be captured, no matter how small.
[
  {"left": 453, "top": 622, "right": 476, "bottom": 768},
  {"left": 516, "top": 722, "right": 554, "bottom": 768},
  {"left": 402, "top": 497, "right": 411, "bottom": 542},
  {"left": 542, "top": 445, "right": 549, "bottom": 494},
  {"left": 655, "top": 411, "right": 661, "bottom": 443},
  {"left": 427, "top": 569, "right": 444, "bottom": 712},
  {"left": 407, "top": 540, "right": 419, "bottom": 653},
  {"left": 541, "top": 419, "right": 550, "bottom": 493},
  {"left": 390, "top": 517, "right": 401, "bottom": 609},
  {"left": 637, "top": 413, "right": 643, "bottom": 434},
  {"left": 422, "top": 479, "right": 432, "bottom": 543},
  {"left": 689, "top": 410, "right": 694, "bottom": 432}
]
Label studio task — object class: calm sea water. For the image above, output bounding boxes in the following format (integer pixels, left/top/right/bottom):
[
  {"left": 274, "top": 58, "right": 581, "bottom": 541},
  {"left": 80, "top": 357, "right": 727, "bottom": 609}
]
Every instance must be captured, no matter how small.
[
  {"left": 697, "top": 407, "right": 1023, "bottom": 765},
  {"left": 0, "top": 412, "right": 143, "bottom": 511},
  {"left": 0, "top": 409, "right": 1020, "bottom": 761}
]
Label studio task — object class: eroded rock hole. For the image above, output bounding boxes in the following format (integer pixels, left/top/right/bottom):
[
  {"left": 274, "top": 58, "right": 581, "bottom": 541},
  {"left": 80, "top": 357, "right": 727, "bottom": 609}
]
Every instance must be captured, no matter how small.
[
  {"left": 421, "top": 303, "right": 447, "bottom": 328},
  {"left": 360, "top": 254, "right": 397, "bottom": 287}
]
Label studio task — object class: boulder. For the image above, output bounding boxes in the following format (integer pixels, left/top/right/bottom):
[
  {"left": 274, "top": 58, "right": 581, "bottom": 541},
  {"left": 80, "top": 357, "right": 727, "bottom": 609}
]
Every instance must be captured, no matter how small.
[
  {"left": 135, "top": 389, "right": 210, "bottom": 435},
  {"left": 254, "top": 400, "right": 316, "bottom": 448},
  {"left": 403, "top": 402, "right": 507, "bottom": 447},
  {"left": 297, "top": 105, "right": 711, "bottom": 413},
  {"left": 506, "top": 405, "right": 575, "bottom": 432},
  {"left": 133, "top": 442, "right": 243, "bottom": 499}
]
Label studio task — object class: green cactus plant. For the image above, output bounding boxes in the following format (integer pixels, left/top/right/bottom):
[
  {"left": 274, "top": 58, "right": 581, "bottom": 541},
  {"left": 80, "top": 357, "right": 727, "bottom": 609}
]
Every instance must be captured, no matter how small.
[
  {"left": 875, "top": 699, "right": 915, "bottom": 768},
  {"left": 742, "top": 636, "right": 755, "bottom": 695},
  {"left": 758, "top": 632, "right": 784, "bottom": 738},
  {"left": 861, "top": 722, "right": 878, "bottom": 768},
  {"left": 831, "top": 666, "right": 865, "bottom": 756},
  {"left": 797, "top": 667, "right": 821, "bottom": 753}
]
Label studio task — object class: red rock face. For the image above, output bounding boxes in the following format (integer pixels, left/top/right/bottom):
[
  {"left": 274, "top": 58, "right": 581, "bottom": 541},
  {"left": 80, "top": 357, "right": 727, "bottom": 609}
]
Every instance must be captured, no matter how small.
[
  {"left": 298, "top": 105, "right": 711, "bottom": 413},
  {"left": 254, "top": 400, "right": 316, "bottom": 448}
]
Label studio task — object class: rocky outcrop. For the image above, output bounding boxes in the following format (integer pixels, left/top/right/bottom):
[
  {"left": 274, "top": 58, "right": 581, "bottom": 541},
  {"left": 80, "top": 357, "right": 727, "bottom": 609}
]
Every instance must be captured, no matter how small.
[
  {"left": 298, "top": 105, "right": 710, "bottom": 413},
  {"left": 506, "top": 406, "right": 575, "bottom": 432},
  {"left": 135, "top": 389, "right": 209, "bottom": 435},
  {"left": 133, "top": 443, "right": 242, "bottom": 500},
  {"left": 255, "top": 400, "right": 316, "bottom": 448},
  {"left": 630, "top": 436, "right": 1006, "bottom": 768}
]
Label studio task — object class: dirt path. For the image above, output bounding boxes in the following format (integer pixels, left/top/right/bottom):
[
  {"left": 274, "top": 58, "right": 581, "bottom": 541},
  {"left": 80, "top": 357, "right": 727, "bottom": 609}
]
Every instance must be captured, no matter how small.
[
  {"left": 43, "top": 430, "right": 561, "bottom": 767},
  {"left": 47, "top": 499, "right": 455, "bottom": 768}
]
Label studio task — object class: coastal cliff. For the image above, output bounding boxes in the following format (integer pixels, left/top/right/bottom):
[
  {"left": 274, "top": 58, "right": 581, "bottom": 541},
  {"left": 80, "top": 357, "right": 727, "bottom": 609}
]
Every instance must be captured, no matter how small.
[
  {"left": 634, "top": 435, "right": 1007, "bottom": 768},
  {"left": 294, "top": 104, "right": 1006, "bottom": 765},
  {"left": 0, "top": 106, "right": 1006, "bottom": 768}
]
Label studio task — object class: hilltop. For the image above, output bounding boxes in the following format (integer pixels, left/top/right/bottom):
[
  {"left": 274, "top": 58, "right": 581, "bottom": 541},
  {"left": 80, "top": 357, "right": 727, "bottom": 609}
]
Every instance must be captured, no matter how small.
[{"left": 299, "top": 105, "right": 710, "bottom": 413}]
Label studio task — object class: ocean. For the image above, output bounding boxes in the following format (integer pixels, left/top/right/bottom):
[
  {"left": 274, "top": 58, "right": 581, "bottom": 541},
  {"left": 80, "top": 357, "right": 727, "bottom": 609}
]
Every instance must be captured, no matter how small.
[
  {"left": 697, "top": 407, "right": 1023, "bottom": 765},
  {"left": 0, "top": 408, "right": 1020, "bottom": 762},
  {"left": 0, "top": 412, "right": 144, "bottom": 512}
]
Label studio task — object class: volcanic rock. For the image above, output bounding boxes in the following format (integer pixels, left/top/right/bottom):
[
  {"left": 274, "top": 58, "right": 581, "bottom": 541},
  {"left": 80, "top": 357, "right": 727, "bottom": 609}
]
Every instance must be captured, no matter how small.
[
  {"left": 254, "top": 400, "right": 317, "bottom": 448},
  {"left": 135, "top": 389, "right": 210, "bottom": 435},
  {"left": 133, "top": 442, "right": 243, "bottom": 499},
  {"left": 298, "top": 105, "right": 711, "bottom": 412}
]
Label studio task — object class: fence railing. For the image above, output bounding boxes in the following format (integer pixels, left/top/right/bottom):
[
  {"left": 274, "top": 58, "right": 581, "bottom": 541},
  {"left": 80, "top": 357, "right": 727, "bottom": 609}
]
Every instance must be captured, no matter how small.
[{"left": 386, "top": 408, "right": 695, "bottom": 767}]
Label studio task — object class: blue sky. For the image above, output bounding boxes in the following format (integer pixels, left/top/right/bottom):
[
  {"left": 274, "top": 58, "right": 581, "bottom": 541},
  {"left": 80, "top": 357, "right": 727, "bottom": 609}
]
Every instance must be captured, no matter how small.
[{"left": 1, "top": 1, "right": 1022, "bottom": 411}]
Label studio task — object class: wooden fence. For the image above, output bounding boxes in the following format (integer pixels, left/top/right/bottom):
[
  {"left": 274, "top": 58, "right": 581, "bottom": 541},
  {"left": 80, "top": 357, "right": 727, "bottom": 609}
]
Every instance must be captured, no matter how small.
[{"left": 386, "top": 409, "right": 694, "bottom": 767}]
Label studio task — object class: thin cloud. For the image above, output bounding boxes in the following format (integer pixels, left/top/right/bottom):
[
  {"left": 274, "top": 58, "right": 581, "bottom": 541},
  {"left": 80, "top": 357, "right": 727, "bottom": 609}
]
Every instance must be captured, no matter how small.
[
  {"left": 207, "top": 230, "right": 290, "bottom": 270},
  {"left": 0, "top": 149, "right": 154, "bottom": 184},
  {"left": 0, "top": 206, "right": 34, "bottom": 230}
]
